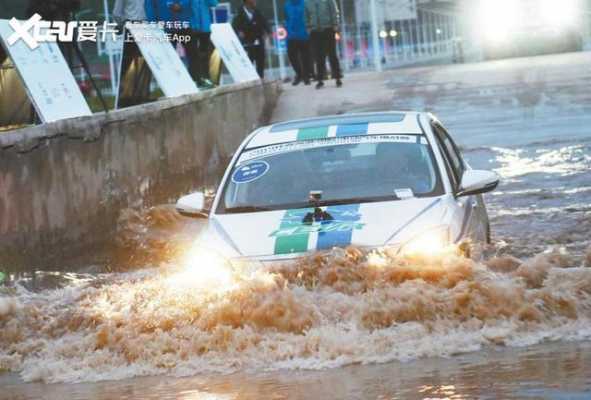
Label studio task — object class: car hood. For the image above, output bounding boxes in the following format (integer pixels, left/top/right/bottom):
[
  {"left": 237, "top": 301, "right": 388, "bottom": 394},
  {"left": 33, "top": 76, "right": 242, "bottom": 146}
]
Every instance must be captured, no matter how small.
[{"left": 208, "top": 197, "right": 447, "bottom": 258}]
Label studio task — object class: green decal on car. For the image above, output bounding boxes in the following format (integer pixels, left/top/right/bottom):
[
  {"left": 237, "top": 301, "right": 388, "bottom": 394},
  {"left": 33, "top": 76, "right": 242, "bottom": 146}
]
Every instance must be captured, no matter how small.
[
  {"left": 273, "top": 208, "right": 313, "bottom": 255},
  {"left": 271, "top": 222, "right": 365, "bottom": 237},
  {"left": 297, "top": 126, "right": 329, "bottom": 141},
  {"left": 271, "top": 207, "right": 366, "bottom": 255}
]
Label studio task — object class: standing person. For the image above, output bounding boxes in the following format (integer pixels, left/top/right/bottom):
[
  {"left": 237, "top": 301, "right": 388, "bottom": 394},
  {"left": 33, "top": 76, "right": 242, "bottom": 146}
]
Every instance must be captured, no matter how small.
[
  {"left": 112, "top": 0, "right": 147, "bottom": 73},
  {"left": 113, "top": 0, "right": 150, "bottom": 107},
  {"left": 146, "top": 0, "right": 218, "bottom": 88},
  {"left": 285, "top": 0, "right": 312, "bottom": 86},
  {"left": 191, "top": 0, "right": 219, "bottom": 88},
  {"left": 306, "top": 0, "right": 343, "bottom": 89},
  {"left": 232, "top": 0, "right": 270, "bottom": 79},
  {"left": 26, "top": 0, "right": 81, "bottom": 61}
]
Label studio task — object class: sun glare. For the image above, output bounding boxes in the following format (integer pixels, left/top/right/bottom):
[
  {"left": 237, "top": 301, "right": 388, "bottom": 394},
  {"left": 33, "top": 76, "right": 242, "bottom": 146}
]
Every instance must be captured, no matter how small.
[
  {"left": 540, "top": 0, "right": 578, "bottom": 27},
  {"left": 479, "top": 0, "right": 518, "bottom": 42}
]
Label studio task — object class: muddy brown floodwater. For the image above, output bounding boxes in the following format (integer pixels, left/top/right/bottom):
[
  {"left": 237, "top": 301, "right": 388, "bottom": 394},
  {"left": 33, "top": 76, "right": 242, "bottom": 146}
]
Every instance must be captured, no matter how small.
[
  {"left": 2, "top": 341, "right": 591, "bottom": 399},
  {"left": 1, "top": 52, "right": 591, "bottom": 399}
]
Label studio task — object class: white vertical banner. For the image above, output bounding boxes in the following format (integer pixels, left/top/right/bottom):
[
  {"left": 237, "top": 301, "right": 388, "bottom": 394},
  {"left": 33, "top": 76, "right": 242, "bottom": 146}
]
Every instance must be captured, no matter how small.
[
  {"left": 0, "top": 19, "right": 92, "bottom": 123},
  {"left": 126, "top": 23, "right": 199, "bottom": 97},
  {"left": 210, "top": 23, "right": 260, "bottom": 83}
]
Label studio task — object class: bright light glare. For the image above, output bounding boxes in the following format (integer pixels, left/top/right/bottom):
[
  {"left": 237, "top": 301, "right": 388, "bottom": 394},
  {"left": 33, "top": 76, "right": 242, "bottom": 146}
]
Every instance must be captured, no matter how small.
[
  {"left": 400, "top": 227, "right": 451, "bottom": 256},
  {"left": 540, "top": 0, "right": 578, "bottom": 27},
  {"left": 367, "top": 251, "right": 389, "bottom": 268},
  {"left": 478, "top": 0, "right": 518, "bottom": 43},
  {"left": 168, "top": 245, "right": 235, "bottom": 291}
]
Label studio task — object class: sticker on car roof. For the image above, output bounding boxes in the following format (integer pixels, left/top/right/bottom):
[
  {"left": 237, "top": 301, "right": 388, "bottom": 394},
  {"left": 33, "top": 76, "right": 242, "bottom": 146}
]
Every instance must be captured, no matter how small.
[
  {"left": 239, "top": 134, "right": 421, "bottom": 164},
  {"left": 232, "top": 161, "right": 270, "bottom": 184}
]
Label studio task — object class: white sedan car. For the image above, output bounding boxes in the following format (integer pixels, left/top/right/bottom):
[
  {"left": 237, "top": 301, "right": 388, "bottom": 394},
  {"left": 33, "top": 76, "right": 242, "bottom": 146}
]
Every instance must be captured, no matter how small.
[{"left": 177, "top": 112, "right": 499, "bottom": 262}]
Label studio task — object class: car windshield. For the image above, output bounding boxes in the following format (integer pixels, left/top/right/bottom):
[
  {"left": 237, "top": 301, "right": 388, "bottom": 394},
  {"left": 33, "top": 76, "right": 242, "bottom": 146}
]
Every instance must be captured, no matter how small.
[{"left": 218, "top": 135, "right": 443, "bottom": 214}]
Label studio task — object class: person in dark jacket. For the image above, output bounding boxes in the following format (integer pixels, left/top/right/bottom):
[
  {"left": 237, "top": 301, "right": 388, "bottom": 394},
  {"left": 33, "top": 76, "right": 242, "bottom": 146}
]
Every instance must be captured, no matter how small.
[
  {"left": 232, "top": 0, "right": 270, "bottom": 79},
  {"left": 285, "top": 0, "right": 312, "bottom": 85}
]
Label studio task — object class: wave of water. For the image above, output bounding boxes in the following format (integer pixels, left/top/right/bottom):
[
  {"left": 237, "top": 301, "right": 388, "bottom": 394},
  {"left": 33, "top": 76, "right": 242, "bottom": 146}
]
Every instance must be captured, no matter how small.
[{"left": 1, "top": 246, "right": 591, "bottom": 384}]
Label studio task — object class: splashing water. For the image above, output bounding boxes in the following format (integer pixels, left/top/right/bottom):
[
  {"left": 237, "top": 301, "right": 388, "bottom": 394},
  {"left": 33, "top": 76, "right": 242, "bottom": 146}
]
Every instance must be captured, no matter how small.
[
  {"left": 492, "top": 145, "right": 591, "bottom": 181},
  {"left": 1, "top": 247, "right": 591, "bottom": 384}
]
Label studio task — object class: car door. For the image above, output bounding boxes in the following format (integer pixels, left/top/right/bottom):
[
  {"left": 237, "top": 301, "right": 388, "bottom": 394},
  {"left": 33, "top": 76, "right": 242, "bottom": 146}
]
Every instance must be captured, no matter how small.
[{"left": 431, "top": 123, "right": 489, "bottom": 244}]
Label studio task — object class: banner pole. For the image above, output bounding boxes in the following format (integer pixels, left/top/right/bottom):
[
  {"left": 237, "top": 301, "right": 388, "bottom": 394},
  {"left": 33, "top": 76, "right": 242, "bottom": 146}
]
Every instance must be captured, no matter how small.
[
  {"left": 370, "top": 0, "right": 382, "bottom": 72},
  {"left": 271, "top": 0, "right": 286, "bottom": 80}
]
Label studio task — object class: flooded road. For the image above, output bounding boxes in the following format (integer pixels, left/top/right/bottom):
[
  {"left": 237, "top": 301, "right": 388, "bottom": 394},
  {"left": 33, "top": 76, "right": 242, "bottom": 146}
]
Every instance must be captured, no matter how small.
[
  {"left": 2, "top": 341, "right": 591, "bottom": 399},
  {"left": 2, "top": 52, "right": 591, "bottom": 399},
  {"left": 388, "top": 51, "right": 591, "bottom": 260}
]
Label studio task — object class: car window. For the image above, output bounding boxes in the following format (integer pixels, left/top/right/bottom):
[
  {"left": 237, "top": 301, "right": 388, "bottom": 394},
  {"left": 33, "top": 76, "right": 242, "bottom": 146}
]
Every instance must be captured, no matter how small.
[
  {"left": 432, "top": 124, "right": 465, "bottom": 191},
  {"left": 217, "top": 135, "right": 445, "bottom": 214}
]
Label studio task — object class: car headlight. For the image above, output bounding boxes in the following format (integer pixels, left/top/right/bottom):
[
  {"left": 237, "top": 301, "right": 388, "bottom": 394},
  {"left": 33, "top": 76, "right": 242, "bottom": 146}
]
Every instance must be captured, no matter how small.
[
  {"left": 398, "top": 226, "right": 452, "bottom": 256},
  {"left": 168, "top": 245, "right": 235, "bottom": 290}
]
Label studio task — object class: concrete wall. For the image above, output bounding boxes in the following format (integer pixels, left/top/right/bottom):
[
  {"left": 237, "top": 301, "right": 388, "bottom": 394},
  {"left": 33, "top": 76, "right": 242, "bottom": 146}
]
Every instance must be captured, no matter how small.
[{"left": 0, "top": 80, "right": 281, "bottom": 269}]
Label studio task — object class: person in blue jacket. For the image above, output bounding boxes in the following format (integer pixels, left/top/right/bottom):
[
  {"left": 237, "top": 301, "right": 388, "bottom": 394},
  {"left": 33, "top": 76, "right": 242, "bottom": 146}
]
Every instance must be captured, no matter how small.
[
  {"left": 145, "top": 0, "right": 218, "bottom": 88},
  {"left": 284, "top": 0, "right": 312, "bottom": 85}
]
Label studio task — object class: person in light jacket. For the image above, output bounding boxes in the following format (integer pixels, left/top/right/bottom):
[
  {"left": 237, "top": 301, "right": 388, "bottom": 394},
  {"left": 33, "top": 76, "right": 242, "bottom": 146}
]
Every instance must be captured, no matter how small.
[
  {"left": 285, "top": 0, "right": 312, "bottom": 85},
  {"left": 306, "top": 0, "right": 343, "bottom": 89}
]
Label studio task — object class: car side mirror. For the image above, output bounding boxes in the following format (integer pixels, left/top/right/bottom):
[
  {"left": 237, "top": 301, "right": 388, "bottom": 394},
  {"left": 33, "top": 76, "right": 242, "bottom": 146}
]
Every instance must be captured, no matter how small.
[
  {"left": 176, "top": 192, "right": 208, "bottom": 218},
  {"left": 457, "top": 170, "right": 499, "bottom": 197}
]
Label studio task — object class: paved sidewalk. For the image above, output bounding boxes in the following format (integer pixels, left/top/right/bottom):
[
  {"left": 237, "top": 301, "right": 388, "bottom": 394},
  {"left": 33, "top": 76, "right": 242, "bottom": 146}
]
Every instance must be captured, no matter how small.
[
  {"left": 272, "top": 51, "right": 591, "bottom": 148},
  {"left": 271, "top": 70, "right": 396, "bottom": 122}
]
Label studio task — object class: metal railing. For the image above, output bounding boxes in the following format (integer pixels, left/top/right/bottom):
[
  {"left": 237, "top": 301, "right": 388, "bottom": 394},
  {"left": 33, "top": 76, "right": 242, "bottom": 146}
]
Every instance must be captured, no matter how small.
[
  {"left": 264, "top": 8, "right": 465, "bottom": 80},
  {"left": 339, "top": 8, "right": 466, "bottom": 73}
]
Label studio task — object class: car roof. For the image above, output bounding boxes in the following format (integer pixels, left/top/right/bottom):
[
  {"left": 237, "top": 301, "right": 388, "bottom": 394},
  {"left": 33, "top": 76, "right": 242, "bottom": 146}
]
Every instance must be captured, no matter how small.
[{"left": 245, "top": 111, "right": 425, "bottom": 149}]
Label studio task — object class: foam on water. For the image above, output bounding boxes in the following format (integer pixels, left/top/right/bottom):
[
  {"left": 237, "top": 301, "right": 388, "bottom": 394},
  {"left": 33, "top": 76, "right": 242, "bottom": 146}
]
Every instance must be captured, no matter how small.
[
  {"left": 1, "top": 247, "right": 591, "bottom": 384},
  {"left": 0, "top": 297, "right": 17, "bottom": 318}
]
